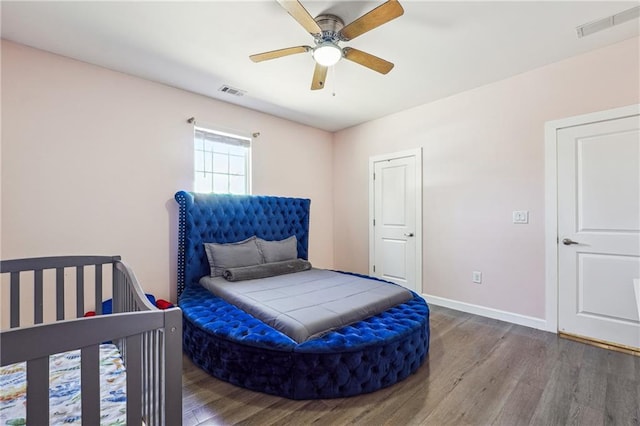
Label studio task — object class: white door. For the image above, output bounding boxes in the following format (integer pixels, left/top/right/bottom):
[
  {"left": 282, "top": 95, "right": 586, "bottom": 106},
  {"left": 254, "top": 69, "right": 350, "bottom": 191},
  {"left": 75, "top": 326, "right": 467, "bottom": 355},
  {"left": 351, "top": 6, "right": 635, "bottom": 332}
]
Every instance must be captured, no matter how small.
[
  {"left": 370, "top": 150, "right": 422, "bottom": 292},
  {"left": 557, "top": 115, "right": 640, "bottom": 349}
]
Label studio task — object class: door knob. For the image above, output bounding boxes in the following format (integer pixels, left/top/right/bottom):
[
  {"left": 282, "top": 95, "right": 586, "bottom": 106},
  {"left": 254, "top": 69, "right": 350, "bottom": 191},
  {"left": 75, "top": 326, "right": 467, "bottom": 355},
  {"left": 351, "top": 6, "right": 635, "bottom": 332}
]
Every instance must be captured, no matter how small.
[
  {"left": 404, "top": 233, "right": 414, "bottom": 237},
  {"left": 562, "top": 238, "right": 579, "bottom": 245}
]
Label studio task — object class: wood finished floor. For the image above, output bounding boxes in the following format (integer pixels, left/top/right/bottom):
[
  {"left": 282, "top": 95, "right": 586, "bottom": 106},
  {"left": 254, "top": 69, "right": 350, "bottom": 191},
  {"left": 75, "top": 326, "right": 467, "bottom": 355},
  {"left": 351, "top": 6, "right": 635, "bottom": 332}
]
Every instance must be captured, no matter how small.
[{"left": 182, "top": 305, "right": 640, "bottom": 426}]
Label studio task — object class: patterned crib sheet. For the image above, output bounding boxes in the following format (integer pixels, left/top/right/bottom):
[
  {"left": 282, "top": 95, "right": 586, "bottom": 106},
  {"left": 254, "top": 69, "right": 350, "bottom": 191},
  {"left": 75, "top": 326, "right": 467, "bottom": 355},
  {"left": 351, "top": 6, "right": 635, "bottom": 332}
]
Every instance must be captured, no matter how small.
[{"left": 0, "top": 344, "right": 127, "bottom": 426}]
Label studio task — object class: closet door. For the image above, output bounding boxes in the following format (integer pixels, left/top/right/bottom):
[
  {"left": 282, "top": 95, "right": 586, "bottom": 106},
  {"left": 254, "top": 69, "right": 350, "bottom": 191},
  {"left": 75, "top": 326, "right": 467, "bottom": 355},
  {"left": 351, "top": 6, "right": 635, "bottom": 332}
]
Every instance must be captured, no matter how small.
[{"left": 557, "top": 114, "right": 640, "bottom": 350}]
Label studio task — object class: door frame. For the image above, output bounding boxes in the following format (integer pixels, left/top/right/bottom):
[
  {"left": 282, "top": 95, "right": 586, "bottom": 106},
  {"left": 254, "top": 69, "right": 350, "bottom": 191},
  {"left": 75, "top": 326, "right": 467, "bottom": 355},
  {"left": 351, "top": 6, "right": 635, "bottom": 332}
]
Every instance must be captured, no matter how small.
[
  {"left": 544, "top": 104, "right": 640, "bottom": 333},
  {"left": 368, "top": 148, "right": 423, "bottom": 291}
]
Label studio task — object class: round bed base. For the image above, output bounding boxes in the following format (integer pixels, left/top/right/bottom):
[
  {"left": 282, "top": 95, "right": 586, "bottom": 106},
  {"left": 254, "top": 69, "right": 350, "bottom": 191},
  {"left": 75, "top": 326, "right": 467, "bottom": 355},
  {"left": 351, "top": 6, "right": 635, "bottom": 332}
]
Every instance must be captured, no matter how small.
[{"left": 180, "top": 284, "right": 430, "bottom": 400}]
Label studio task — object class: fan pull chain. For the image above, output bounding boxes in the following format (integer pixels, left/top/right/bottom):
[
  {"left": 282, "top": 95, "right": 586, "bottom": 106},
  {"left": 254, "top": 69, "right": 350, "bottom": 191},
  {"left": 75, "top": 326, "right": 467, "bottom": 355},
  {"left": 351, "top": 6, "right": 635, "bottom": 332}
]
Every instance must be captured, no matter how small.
[{"left": 331, "top": 65, "right": 337, "bottom": 97}]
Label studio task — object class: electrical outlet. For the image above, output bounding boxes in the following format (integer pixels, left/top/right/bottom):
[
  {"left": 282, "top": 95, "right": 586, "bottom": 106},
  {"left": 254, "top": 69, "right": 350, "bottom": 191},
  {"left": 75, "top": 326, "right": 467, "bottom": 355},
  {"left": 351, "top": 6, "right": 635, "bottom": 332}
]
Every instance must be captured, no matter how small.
[
  {"left": 512, "top": 210, "right": 529, "bottom": 224},
  {"left": 472, "top": 271, "right": 482, "bottom": 284}
]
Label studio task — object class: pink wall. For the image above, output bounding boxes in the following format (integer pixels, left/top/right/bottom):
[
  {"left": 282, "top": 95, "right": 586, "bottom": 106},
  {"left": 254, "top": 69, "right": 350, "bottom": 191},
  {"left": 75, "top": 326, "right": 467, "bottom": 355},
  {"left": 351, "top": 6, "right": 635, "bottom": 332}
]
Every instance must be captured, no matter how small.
[
  {"left": 1, "top": 40, "right": 334, "bottom": 307},
  {"left": 3, "top": 36, "right": 638, "bottom": 323},
  {"left": 333, "top": 37, "right": 640, "bottom": 319}
]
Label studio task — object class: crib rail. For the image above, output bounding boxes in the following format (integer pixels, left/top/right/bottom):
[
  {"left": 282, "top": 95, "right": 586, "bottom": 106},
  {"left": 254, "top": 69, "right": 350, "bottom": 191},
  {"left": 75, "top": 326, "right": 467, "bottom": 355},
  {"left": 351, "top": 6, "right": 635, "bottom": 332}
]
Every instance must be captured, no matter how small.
[
  {"left": 113, "top": 260, "right": 183, "bottom": 426},
  {"left": 1, "top": 255, "right": 120, "bottom": 327},
  {"left": 0, "top": 255, "right": 182, "bottom": 426}
]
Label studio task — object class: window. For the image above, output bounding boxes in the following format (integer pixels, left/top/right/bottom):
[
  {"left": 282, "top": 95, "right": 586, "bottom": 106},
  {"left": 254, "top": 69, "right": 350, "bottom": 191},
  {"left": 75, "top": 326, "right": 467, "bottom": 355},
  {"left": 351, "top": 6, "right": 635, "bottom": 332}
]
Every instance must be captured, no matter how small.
[{"left": 194, "top": 127, "right": 250, "bottom": 194}]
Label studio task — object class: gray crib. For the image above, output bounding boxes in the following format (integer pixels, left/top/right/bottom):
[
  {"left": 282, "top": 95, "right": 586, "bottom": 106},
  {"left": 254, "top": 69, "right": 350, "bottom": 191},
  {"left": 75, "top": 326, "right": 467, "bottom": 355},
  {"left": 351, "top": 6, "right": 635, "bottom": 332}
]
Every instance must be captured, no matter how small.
[{"left": 0, "top": 255, "right": 182, "bottom": 425}]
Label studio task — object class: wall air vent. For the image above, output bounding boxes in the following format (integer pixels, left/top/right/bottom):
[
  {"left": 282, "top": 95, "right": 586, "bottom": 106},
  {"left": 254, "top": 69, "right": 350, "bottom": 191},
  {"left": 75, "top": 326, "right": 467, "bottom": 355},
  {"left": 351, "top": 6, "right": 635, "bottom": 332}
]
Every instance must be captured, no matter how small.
[
  {"left": 218, "top": 85, "right": 247, "bottom": 97},
  {"left": 576, "top": 5, "right": 640, "bottom": 38}
]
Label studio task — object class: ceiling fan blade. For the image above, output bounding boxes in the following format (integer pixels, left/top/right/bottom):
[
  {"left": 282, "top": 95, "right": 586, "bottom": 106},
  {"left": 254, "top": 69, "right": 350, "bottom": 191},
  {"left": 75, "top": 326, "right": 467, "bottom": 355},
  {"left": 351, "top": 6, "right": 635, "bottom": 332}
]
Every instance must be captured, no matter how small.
[
  {"left": 343, "top": 47, "right": 394, "bottom": 74},
  {"left": 339, "top": 0, "right": 404, "bottom": 41},
  {"left": 250, "top": 46, "right": 310, "bottom": 62},
  {"left": 276, "top": 0, "right": 322, "bottom": 36},
  {"left": 311, "top": 63, "right": 328, "bottom": 90}
]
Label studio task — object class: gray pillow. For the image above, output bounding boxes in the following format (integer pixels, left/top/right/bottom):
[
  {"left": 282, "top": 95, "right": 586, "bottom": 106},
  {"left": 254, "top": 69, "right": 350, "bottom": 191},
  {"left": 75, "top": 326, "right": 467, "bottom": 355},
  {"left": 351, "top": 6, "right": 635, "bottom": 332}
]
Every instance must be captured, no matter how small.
[
  {"left": 256, "top": 235, "right": 298, "bottom": 263},
  {"left": 204, "top": 236, "right": 262, "bottom": 277},
  {"left": 223, "top": 259, "right": 312, "bottom": 282}
]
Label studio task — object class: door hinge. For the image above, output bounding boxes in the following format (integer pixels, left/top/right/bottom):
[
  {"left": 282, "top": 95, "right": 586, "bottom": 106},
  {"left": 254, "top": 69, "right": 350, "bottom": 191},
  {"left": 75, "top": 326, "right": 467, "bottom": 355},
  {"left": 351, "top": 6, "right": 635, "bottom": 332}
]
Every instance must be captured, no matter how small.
[
  {"left": 373, "top": 265, "right": 376, "bottom": 273},
  {"left": 373, "top": 219, "right": 376, "bottom": 226},
  {"left": 373, "top": 173, "right": 376, "bottom": 180}
]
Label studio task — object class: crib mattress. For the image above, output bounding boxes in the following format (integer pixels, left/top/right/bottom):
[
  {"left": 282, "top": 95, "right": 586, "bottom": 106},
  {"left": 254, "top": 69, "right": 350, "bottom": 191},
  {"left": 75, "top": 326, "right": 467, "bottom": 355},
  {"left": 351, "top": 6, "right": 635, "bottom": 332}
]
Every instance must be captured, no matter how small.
[{"left": 0, "top": 344, "right": 127, "bottom": 426}]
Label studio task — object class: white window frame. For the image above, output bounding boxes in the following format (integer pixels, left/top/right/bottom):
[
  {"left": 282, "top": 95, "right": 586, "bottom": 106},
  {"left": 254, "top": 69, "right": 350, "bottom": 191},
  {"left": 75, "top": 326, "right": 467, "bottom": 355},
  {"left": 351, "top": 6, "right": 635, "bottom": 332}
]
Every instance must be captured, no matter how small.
[{"left": 193, "top": 126, "right": 252, "bottom": 195}]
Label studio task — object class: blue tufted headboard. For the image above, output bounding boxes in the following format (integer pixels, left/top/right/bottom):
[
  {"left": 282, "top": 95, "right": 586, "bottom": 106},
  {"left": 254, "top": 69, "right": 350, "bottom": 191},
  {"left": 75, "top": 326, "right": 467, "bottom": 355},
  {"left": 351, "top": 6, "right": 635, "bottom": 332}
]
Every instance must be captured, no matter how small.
[{"left": 175, "top": 191, "right": 311, "bottom": 296}]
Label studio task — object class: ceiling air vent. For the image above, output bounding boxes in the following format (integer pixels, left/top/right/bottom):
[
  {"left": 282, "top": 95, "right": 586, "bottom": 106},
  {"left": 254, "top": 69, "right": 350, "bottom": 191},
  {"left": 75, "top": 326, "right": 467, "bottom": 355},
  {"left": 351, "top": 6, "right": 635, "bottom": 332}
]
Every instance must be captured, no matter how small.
[
  {"left": 218, "top": 85, "right": 246, "bottom": 97},
  {"left": 576, "top": 5, "right": 640, "bottom": 38}
]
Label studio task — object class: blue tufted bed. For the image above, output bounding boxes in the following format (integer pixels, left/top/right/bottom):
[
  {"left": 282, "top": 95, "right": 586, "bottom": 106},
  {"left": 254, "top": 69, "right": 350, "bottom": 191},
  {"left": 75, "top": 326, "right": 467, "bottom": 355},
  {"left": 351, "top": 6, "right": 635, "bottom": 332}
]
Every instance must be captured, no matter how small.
[{"left": 175, "top": 191, "right": 430, "bottom": 399}]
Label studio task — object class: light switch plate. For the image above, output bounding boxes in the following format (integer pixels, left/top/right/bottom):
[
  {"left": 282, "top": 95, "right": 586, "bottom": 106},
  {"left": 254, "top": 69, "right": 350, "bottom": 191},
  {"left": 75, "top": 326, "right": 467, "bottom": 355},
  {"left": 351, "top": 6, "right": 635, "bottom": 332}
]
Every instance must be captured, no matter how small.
[
  {"left": 513, "top": 210, "right": 529, "bottom": 224},
  {"left": 472, "top": 271, "right": 482, "bottom": 284}
]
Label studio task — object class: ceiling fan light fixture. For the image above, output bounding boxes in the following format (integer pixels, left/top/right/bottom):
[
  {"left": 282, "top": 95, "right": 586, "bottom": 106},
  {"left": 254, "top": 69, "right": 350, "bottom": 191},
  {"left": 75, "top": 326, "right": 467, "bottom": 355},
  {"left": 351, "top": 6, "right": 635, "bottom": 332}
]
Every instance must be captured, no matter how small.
[{"left": 313, "top": 42, "right": 342, "bottom": 66}]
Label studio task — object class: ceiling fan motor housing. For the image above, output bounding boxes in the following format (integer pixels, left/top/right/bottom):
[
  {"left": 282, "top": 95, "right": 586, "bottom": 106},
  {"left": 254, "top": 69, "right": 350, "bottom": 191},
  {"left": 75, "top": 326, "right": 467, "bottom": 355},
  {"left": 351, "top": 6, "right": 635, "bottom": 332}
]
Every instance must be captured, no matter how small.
[{"left": 314, "top": 14, "right": 345, "bottom": 43}]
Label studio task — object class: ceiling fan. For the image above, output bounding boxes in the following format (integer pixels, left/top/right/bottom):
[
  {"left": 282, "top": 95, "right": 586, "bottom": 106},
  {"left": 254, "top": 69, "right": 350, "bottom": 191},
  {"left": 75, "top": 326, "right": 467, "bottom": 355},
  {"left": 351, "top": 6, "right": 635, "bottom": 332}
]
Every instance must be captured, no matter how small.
[{"left": 250, "top": 0, "right": 404, "bottom": 90}]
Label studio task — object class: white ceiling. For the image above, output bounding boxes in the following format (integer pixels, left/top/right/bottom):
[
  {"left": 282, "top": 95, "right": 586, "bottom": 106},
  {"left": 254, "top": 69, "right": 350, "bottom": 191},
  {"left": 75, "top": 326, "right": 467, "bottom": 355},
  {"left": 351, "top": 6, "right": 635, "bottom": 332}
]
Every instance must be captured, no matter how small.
[{"left": 2, "top": 1, "right": 638, "bottom": 132}]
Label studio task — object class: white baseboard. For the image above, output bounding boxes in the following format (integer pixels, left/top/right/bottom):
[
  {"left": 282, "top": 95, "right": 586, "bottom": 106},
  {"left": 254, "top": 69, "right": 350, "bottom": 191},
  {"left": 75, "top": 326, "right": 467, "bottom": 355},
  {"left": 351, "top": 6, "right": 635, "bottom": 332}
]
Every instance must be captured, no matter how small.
[{"left": 423, "top": 293, "right": 548, "bottom": 331}]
